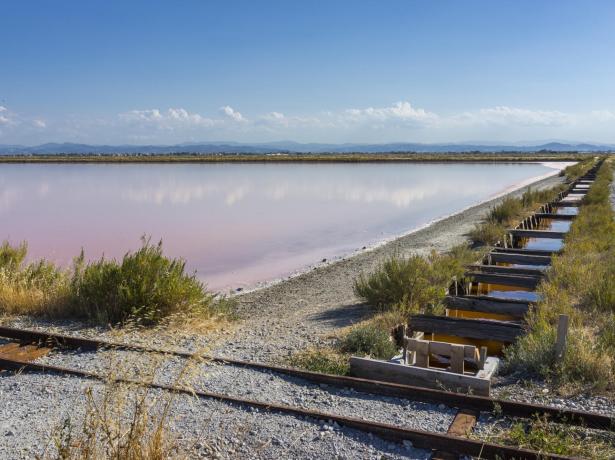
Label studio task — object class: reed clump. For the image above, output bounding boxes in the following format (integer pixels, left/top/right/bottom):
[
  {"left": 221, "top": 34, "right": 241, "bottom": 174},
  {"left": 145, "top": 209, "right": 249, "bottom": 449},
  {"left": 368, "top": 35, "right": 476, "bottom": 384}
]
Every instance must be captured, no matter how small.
[
  {"left": 42, "top": 351, "right": 206, "bottom": 459},
  {"left": 353, "top": 245, "right": 476, "bottom": 314},
  {"left": 505, "top": 159, "right": 615, "bottom": 390},
  {"left": 0, "top": 238, "right": 231, "bottom": 327}
]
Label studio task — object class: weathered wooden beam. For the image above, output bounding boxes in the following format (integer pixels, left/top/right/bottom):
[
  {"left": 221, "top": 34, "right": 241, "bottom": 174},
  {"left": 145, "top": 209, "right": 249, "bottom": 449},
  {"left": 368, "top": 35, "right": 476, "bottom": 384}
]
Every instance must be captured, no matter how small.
[
  {"left": 467, "top": 264, "right": 546, "bottom": 277},
  {"left": 508, "top": 229, "right": 566, "bottom": 239},
  {"left": 408, "top": 315, "right": 524, "bottom": 343},
  {"left": 551, "top": 201, "right": 580, "bottom": 207},
  {"left": 444, "top": 295, "right": 530, "bottom": 318},
  {"left": 487, "top": 252, "right": 551, "bottom": 266},
  {"left": 349, "top": 356, "right": 497, "bottom": 396},
  {"left": 534, "top": 213, "right": 575, "bottom": 221},
  {"left": 465, "top": 271, "right": 541, "bottom": 289},
  {"left": 492, "top": 247, "right": 558, "bottom": 256}
]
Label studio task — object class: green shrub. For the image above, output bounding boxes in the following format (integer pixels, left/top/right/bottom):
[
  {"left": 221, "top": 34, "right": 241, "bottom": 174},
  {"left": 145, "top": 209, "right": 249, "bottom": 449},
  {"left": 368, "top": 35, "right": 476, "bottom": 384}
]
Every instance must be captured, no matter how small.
[
  {"left": 339, "top": 324, "right": 398, "bottom": 359},
  {"left": 354, "top": 248, "right": 472, "bottom": 314},
  {"left": 0, "top": 240, "right": 28, "bottom": 274},
  {"left": 485, "top": 415, "right": 615, "bottom": 459},
  {"left": 288, "top": 348, "right": 350, "bottom": 375},
  {"left": 0, "top": 237, "right": 227, "bottom": 327},
  {"left": 488, "top": 197, "right": 522, "bottom": 224},
  {"left": 468, "top": 221, "right": 507, "bottom": 245},
  {"left": 69, "top": 239, "right": 213, "bottom": 325}
]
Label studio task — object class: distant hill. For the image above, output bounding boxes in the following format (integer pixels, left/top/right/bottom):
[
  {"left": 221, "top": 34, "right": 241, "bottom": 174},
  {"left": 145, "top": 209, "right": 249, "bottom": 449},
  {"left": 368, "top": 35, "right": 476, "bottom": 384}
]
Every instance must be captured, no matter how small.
[{"left": 0, "top": 141, "right": 612, "bottom": 155}]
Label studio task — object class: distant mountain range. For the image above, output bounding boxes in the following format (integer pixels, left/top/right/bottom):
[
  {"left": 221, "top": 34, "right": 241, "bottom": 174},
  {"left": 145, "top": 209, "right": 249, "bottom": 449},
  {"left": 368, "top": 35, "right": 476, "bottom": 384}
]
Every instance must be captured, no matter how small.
[{"left": 0, "top": 141, "right": 613, "bottom": 155}]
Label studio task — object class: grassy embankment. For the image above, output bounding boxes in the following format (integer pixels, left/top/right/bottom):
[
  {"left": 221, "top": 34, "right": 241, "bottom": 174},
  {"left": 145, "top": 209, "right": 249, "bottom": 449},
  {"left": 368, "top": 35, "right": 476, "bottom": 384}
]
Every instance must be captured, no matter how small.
[
  {"left": 290, "top": 159, "right": 597, "bottom": 374},
  {"left": 0, "top": 152, "right": 594, "bottom": 163},
  {"left": 487, "top": 159, "right": 615, "bottom": 458},
  {"left": 0, "top": 238, "right": 233, "bottom": 327},
  {"left": 506, "top": 158, "right": 615, "bottom": 390}
]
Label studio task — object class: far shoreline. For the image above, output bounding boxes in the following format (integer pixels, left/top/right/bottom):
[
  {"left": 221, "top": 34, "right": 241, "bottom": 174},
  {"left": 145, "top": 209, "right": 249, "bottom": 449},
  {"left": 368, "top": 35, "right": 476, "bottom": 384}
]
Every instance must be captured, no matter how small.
[{"left": 0, "top": 152, "right": 595, "bottom": 164}]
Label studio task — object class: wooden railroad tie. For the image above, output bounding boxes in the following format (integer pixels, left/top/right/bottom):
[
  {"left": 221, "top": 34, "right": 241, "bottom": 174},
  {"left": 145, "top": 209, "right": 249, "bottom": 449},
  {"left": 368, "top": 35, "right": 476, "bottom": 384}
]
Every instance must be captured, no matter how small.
[
  {"left": 0, "top": 342, "right": 51, "bottom": 362},
  {"left": 432, "top": 409, "right": 479, "bottom": 460}
]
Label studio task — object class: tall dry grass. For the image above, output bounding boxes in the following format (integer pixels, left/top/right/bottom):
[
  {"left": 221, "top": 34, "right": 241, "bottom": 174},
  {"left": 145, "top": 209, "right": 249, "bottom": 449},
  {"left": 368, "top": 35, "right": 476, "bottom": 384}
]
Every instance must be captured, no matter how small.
[
  {"left": 505, "top": 158, "right": 615, "bottom": 390},
  {"left": 0, "top": 238, "right": 233, "bottom": 327},
  {"left": 41, "top": 350, "right": 207, "bottom": 459}
]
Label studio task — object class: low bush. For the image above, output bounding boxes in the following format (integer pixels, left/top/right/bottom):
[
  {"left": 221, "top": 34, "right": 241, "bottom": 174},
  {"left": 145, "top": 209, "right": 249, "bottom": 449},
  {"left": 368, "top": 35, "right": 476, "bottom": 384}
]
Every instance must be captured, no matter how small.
[
  {"left": 288, "top": 348, "right": 350, "bottom": 375},
  {"left": 468, "top": 221, "right": 507, "bottom": 246},
  {"left": 354, "top": 246, "right": 474, "bottom": 314},
  {"left": 0, "top": 238, "right": 230, "bottom": 327},
  {"left": 482, "top": 415, "right": 615, "bottom": 459},
  {"left": 338, "top": 324, "right": 398, "bottom": 360},
  {"left": 69, "top": 239, "right": 213, "bottom": 325}
]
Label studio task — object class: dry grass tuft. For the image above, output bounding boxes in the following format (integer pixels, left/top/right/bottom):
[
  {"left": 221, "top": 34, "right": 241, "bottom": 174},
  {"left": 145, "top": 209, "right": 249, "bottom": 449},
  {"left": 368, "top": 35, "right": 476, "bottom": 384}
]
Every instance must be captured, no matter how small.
[{"left": 0, "top": 238, "right": 234, "bottom": 328}]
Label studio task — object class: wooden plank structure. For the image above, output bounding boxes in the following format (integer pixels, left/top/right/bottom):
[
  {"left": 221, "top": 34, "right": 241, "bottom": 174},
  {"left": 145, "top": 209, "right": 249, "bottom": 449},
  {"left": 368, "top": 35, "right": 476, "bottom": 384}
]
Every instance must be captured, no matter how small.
[
  {"left": 486, "top": 252, "right": 551, "bottom": 265},
  {"left": 407, "top": 315, "right": 524, "bottom": 343},
  {"left": 463, "top": 271, "right": 541, "bottom": 289},
  {"left": 551, "top": 201, "right": 581, "bottom": 207},
  {"left": 466, "top": 263, "right": 546, "bottom": 277},
  {"left": 444, "top": 295, "right": 530, "bottom": 319},
  {"left": 351, "top": 162, "right": 602, "bottom": 401},
  {"left": 508, "top": 229, "right": 566, "bottom": 239},
  {"left": 349, "top": 355, "right": 498, "bottom": 396},
  {"left": 491, "top": 247, "right": 558, "bottom": 256},
  {"left": 533, "top": 212, "right": 575, "bottom": 220}
]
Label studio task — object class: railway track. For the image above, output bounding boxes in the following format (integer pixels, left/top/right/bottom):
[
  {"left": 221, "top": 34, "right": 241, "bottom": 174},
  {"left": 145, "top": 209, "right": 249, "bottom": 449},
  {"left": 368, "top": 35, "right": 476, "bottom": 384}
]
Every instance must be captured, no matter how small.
[{"left": 0, "top": 325, "right": 612, "bottom": 459}]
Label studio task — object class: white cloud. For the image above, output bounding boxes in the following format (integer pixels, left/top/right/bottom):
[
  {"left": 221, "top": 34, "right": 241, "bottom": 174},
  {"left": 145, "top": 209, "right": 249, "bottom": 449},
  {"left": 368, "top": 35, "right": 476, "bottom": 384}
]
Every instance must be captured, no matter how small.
[
  {"left": 119, "top": 108, "right": 217, "bottom": 129},
  {"left": 220, "top": 105, "right": 245, "bottom": 122},
  {"left": 588, "top": 110, "right": 615, "bottom": 122},
  {"left": 3, "top": 101, "right": 615, "bottom": 144},
  {"left": 121, "top": 109, "right": 163, "bottom": 122},
  {"left": 454, "top": 106, "right": 570, "bottom": 127},
  {"left": 342, "top": 101, "right": 438, "bottom": 125}
]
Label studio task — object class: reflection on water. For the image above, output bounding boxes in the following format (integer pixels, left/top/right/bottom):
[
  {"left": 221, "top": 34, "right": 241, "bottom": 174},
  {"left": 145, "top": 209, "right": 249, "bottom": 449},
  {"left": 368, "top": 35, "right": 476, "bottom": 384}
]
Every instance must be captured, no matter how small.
[
  {"left": 0, "top": 162, "right": 566, "bottom": 291},
  {"left": 488, "top": 290, "right": 541, "bottom": 302}
]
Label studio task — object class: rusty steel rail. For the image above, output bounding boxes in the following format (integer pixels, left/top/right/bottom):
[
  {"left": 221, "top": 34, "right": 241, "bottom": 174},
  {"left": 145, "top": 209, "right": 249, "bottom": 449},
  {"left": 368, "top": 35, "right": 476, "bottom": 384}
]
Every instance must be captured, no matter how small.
[
  {"left": 0, "top": 356, "right": 578, "bottom": 460},
  {"left": 0, "top": 325, "right": 612, "bottom": 431}
]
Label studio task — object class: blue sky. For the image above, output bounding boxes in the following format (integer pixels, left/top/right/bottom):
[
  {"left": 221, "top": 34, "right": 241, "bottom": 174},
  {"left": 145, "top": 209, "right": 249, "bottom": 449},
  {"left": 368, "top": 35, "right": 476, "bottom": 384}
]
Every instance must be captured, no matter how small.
[{"left": 1, "top": 1, "right": 615, "bottom": 145}]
